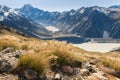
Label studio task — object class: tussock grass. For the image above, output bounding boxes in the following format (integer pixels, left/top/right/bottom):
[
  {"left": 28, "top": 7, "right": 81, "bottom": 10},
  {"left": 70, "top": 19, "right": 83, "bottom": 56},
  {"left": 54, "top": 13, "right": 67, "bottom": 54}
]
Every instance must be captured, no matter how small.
[
  {"left": 102, "top": 57, "right": 120, "bottom": 72},
  {"left": 0, "top": 39, "right": 19, "bottom": 51},
  {"left": 2, "top": 35, "right": 120, "bottom": 77},
  {"left": 52, "top": 49, "right": 76, "bottom": 66},
  {"left": 18, "top": 53, "right": 50, "bottom": 74},
  {"left": 18, "top": 49, "right": 82, "bottom": 74},
  {"left": 0, "top": 35, "right": 29, "bottom": 50}
]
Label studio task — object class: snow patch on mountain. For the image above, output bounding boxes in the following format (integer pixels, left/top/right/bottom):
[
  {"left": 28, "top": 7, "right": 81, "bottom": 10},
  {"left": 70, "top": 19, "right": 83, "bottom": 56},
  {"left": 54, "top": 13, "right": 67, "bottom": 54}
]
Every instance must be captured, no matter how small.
[
  {"left": 9, "top": 9, "right": 14, "bottom": 13},
  {"left": 4, "top": 12, "right": 9, "bottom": 16},
  {"left": 80, "top": 8, "right": 85, "bottom": 14},
  {"left": 103, "top": 31, "right": 110, "bottom": 38}
]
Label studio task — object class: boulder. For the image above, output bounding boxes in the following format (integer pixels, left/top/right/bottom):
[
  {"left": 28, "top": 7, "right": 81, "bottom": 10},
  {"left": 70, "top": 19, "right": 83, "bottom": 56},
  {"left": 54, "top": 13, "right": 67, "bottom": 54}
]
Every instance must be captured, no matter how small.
[
  {"left": 24, "top": 69, "right": 38, "bottom": 80},
  {"left": 80, "top": 69, "right": 89, "bottom": 76}
]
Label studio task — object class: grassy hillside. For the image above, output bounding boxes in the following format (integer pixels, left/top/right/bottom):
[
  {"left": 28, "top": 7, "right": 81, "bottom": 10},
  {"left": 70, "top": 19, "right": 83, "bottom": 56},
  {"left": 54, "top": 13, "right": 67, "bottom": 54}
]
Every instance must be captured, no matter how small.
[{"left": 0, "top": 25, "right": 120, "bottom": 79}]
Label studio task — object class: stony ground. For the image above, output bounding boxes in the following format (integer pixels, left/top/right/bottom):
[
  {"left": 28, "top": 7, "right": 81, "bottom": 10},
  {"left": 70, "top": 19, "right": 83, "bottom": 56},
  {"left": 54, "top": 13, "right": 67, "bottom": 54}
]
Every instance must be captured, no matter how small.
[{"left": 0, "top": 48, "right": 119, "bottom": 80}]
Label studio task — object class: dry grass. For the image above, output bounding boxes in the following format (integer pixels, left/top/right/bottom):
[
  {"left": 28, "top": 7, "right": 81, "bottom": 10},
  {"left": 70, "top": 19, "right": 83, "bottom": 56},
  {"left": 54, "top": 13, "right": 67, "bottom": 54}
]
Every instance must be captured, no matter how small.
[
  {"left": 51, "top": 49, "right": 76, "bottom": 66},
  {"left": 18, "top": 49, "right": 82, "bottom": 74},
  {"left": 102, "top": 56, "right": 120, "bottom": 72},
  {"left": 0, "top": 35, "right": 29, "bottom": 51},
  {"left": 0, "top": 39, "right": 19, "bottom": 51},
  {"left": 18, "top": 52, "right": 50, "bottom": 74},
  {"left": 1, "top": 35, "right": 120, "bottom": 77}
]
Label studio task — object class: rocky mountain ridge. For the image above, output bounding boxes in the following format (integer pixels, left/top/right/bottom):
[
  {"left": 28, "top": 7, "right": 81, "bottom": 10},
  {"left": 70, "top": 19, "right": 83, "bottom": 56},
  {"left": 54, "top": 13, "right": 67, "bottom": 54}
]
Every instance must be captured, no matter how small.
[
  {"left": 0, "top": 5, "right": 51, "bottom": 38},
  {"left": 16, "top": 4, "right": 120, "bottom": 39}
]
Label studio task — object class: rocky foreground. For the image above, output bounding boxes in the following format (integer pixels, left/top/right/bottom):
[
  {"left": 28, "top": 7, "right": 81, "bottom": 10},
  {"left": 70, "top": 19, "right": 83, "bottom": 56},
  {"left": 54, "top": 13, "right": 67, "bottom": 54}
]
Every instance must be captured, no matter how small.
[{"left": 0, "top": 48, "right": 118, "bottom": 80}]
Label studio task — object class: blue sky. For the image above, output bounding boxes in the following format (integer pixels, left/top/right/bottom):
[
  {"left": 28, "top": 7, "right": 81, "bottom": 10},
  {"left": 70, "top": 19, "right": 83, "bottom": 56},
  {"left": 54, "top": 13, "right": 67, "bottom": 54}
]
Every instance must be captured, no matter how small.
[{"left": 0, "top": 0, "right": 120, "bottom": 11}]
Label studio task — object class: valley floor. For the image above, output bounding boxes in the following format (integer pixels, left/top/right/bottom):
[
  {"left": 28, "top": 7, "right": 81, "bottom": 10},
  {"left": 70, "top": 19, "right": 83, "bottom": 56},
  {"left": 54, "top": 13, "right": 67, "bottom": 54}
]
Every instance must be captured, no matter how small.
[{"left": 73, "top": 43, "right": 120, "bottom": 53}]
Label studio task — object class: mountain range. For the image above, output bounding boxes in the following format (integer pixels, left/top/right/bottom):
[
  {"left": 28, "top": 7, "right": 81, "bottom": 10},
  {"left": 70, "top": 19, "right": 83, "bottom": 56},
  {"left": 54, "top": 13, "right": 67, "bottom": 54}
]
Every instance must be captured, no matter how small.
[
  {"left": 0, "top": 4, "right": 120, "bottom": 39},
  {"left": 0, "top": 5, "right": 51, "bottom": 38}
]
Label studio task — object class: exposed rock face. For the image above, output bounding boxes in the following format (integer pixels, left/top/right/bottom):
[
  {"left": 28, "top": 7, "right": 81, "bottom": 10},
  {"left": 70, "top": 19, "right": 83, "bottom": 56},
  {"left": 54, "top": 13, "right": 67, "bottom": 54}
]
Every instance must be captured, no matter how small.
[
  {"left": 0, "top": 5, "right": 50, "bottom": 38},
  {"left": 17, "top": 4, "right": 120, "bottom": 39},
  {"left": 0, "top": 48, "right": 25, "bottom": 72}
]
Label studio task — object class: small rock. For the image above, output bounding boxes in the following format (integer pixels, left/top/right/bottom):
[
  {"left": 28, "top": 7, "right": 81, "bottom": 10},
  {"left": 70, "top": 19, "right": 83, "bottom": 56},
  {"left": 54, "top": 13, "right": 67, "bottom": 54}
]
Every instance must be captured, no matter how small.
[
  {"left": 62, "top": 66, "right": 73, "bottom": 74},
  {"left": 24, "top": 69, "right": 38, "bottom": 80},
  {"left": 87, "top": 64, "right": 96, "bottom": 73},
  {"left": 45, "top": 71, "right": 54, "bottom": 80},
  {"left": 87, "top": 75, "right": 99, "bottom": 80},
  {"left": 39, "top": 74, "right": 47, "bottom": 80},
  {"left": 55, "top": 73, "right": 61, "bottom": 80},
  {"left": 92, "top": 73, "right": 108, "bottom": 80},
  {"left": 73, "top": 68, "right": 80, "bottom": 75},
  {"left": 80, "top": 69, "right": 89, "bottom": 76},
  {"left": 87, "top": 64, "right": 92, "bottom": 70},
  {"left": 89, "top": 60, "right": 97, "bottom": 65}
]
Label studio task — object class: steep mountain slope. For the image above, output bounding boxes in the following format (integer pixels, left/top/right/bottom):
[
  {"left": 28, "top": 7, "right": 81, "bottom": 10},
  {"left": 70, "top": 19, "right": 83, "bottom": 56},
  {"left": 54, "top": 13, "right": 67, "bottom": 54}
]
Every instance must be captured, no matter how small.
[
  {"left": 17, "top": 4, "right": 120, "bottom": 39},
  {"left": 15, "top": 4, "right": 60, "bottom": 24},
  {"left": 0, "top": 5, "right": 51, "bottom": 38},
  {"left": 0, "top": 24, "right": 26, "bottom": 36},
  {"left": 109, "top": 4, "right": 120, "bottom": 8},
  {"left": 55, "top": 6, "right": 120, "bottom": 38}
]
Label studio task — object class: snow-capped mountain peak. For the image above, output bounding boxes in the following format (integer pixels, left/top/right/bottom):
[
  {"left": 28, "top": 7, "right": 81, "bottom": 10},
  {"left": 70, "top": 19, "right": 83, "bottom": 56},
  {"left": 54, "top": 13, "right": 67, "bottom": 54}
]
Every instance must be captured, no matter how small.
[
  {"left": 0, "top": 5, "right": 21, "bottom": 18},
  {"left": 109, "top": 4, "right": 120, "bottom": 8},
  {"left": 0, "top": 5, "right": 50, "bottom": 38}
]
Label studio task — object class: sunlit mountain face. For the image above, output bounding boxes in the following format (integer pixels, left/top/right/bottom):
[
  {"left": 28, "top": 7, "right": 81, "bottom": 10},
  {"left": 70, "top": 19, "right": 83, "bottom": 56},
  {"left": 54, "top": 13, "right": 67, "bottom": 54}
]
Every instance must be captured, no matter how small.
[
  {"left": 0, "top": 5, "right": 51, "bottom": 38},
  {"left": 16, "top": 4, "right": 120, "bottom": 39}
]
